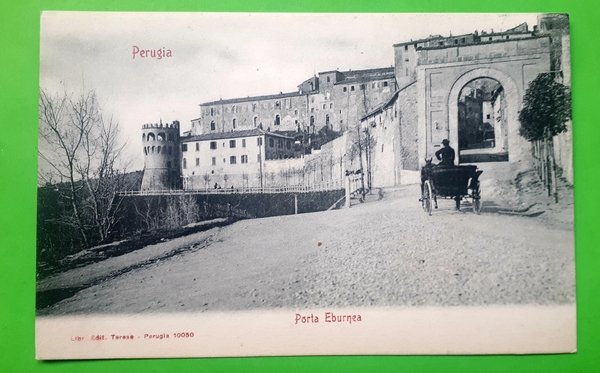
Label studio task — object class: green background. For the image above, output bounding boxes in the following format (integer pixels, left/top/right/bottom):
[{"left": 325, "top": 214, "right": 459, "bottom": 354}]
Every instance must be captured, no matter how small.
[{"left": 1, "top": 0, "right": 598, "bottom": 371}]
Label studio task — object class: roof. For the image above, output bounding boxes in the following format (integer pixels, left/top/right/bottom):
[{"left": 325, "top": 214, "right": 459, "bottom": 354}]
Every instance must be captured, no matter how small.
[
  {"left": 420, "top": 34, "right": 548, "bottom": 51},
  {"left": 200, "top": 91, "right": 309, "bottom": 106},
  {"left": 181, "top": 129, "right": 294, "bottom": 142},
  {"left": 393, "top": 35, "right": 444, "bottom": 47},
  {"left": 361, "top": 81, "right": 416, "bottom": 121}
]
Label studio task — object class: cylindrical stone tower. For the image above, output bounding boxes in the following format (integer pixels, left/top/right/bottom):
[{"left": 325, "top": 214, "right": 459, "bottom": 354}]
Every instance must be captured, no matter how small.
[{"left": 140, "top": 120, "right": 182, "bottom": 191}]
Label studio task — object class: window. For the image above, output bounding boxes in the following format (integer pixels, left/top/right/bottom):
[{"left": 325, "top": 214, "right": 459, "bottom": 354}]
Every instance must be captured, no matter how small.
[
  {"left": 454, "top": 39, "right": 458, "bottom": 45},
  {"left": 196, "top": 158, "right": 200, "bottom": 166},
  {"left": 322, "top": 104, "right": 326, "bottom": 109},
  {"left": 210, "top": 141, "right": 217, "bottom": 150},
  {"left": 310, "top": 116, "right": 314, "bottom": 126},
  {"left": 253, "top": 116, "right": 258, "bottom": 127},
  {"left": 269, "top": 138, "right": 274, "bottom": 147},
  {"left": 252, "top": 103, "right": 257, "bottom": 112},
  {"left": 242, "top": 139, "right": 246, "bottom": 147},
  {"left": 382, "top": 144, "right": 384, "bottom": 152},
  {"left": 489, "top": 37, "right": 492, "bottom": 41},
  {"left": 383, "top": 81, "right": 389, "bottom": 87},
  {"left": 230, "top": 156, "right": 237, "bottom": 164},
  {"left": 461, "top": 37, "right": 466, "bottom": 43},
  {"left": 327, "top": 76, "right": 330, "bottom": 82},
  {"left": 195, "top": 142, "right": 199, "bottom": 151},
  {"left": 329, "top": 103, "right": 333, "bottom": 109},
  {"left": 210, "top": 108, "right": 214, "bottom": 116},
  {"left": 286, "top": 141, "right": 291, "bottom": 150},
  {"left": 275, "top": 101, "right": 280, "bottom": 109},
  {"left": 210, "top": 121, "right": 215, "bottom": 131},
  {"left": 212, "top": 157, "right": 216, "bottom": 166},
  {"left": 294, "top": 109, "right": 298, "bottom": 115},
  {"left": 274, "top": 114, "right": 280, "bottom": 125},
  {"left": 343, "top": 87, "right": 347, "bottom": 92},
  {"left": 350, "top": 86, "right": 355, "bottom": 91},
  {"left": 229, "top": 140, "right": 236, "bottom": 148},
  {"left": 360, "top": 84, "right": 365, "bottom": 90},
  {"left": 257, "top": 137, "right": 263, "bottom": 146},
  {"left": 232, "top": 118, "right": 236, "bottom": 128},
  {"left": 182, "top": 143, "right": 188, "bottom": 152},
  {"left": 182, "top": 158, "right": 187, "bottom": 169},
  {"left": 486, "top": 114, "right": 491, "bottom": 120},
  {"left": 404, "top": 44, "right": 408, "bottom": 51},
  {"left": 326, "top": 114, "right": 330, "bottom": 125},
  {"left": 241, "top": 155, "right": 248, "bottom": 164}
]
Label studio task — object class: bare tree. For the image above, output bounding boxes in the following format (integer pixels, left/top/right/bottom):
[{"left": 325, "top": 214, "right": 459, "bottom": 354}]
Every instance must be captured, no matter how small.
[
  {"left": 39, "top": 87, "right": 129, "bottom": 247},
  {"left": 202, "top": 173, "right": 211, "bottom": 190}
]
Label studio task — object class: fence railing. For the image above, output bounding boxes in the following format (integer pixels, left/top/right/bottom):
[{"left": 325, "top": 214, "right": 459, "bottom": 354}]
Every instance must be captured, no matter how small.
[{"left": 116, "top": 180, "right": 345, "bottom": 197}]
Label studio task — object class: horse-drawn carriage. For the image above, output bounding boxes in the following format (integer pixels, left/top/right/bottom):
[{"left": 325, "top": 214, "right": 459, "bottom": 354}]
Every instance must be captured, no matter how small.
[{"left": 420, "top": 164, "right": 483, "bottom": 215}]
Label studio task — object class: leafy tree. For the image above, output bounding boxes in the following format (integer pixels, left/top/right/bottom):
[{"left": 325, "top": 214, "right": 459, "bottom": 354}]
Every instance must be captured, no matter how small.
[{"left": 519, "top": 73, "right": 571, "bottom": 141}]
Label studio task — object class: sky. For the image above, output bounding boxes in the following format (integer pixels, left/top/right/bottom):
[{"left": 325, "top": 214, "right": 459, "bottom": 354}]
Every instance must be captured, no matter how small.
[{"left": 40, "top": 12, "right": 540, "bottom": 171}]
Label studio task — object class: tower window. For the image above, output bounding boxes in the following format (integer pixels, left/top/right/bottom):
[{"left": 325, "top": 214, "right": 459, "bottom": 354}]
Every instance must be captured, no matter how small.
[
  {"left": 230, "top": 156, "right": 237, "bottom": 164},
  {"left": 229, "top": 140, "right": 236, "bottom": 148},
  {"left": 210, "top": 141, "right": 217, "bottom": 150},
  {"left": 210, "top": 121, "right": 215, "bottom": 131}
]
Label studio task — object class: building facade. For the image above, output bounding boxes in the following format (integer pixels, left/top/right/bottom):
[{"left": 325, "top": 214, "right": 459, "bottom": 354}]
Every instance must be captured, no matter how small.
[
  {"left": 191, "top": 67, "right": 398, "bottom": 136},
  {"left": 180, "top": 129, "right": 299, "bottom": 189}
]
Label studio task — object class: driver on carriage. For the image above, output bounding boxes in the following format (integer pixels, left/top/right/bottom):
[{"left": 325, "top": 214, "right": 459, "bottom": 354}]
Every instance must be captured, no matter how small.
[{"left": 435, "top": 139, "right": 455, "bottom": 166}]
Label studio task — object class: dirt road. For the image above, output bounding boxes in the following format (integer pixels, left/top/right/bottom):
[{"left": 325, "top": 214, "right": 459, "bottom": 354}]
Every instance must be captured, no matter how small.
[{"left": 38, "top": 183, "right": 574, "bottom": 316}]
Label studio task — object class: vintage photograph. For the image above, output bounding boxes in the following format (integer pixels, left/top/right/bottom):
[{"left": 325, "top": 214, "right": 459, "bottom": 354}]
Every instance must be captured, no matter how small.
[{"left": 36, "top": 12, "right": 575, "bottom": 359}]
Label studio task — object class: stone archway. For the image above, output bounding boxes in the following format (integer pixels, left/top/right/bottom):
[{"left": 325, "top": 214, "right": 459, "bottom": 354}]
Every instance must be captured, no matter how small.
[{"left": 447, "top": 67, "right": 526, "bottom": 163}]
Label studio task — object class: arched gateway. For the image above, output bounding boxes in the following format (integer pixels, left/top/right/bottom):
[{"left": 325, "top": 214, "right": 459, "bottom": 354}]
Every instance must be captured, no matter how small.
[
  {"left": 448, "top": 68, "right": 524, "bottom": 163},
  {"left": 415, "top": 35, "right": 552, "bottom": 166}
]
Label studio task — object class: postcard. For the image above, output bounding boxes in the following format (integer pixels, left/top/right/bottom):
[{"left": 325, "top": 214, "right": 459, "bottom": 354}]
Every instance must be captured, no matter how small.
[{"left": 36, "top": 12, "right": 575, "bottom": 359}]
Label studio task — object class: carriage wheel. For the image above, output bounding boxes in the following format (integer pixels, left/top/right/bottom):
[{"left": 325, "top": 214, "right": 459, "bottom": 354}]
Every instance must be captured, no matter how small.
[
  {"left": 423, "top": 180, "right": 433, "bottom": 216},
  {"left": 472, "top": 182, "right": 482, "bottom": 215}
]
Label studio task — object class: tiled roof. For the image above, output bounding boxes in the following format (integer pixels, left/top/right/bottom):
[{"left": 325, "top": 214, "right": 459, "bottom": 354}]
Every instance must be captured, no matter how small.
[{"left": 200, "top": 91, "right": 308, "bottom": 106}]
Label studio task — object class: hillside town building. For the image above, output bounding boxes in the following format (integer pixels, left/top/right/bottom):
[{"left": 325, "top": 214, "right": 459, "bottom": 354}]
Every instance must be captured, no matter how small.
[
  {"left": 180, "top": 129, "right": 299, "bottom": 189},
  {"left": 141, "top": 14, "right": 572, "bottom": 191}
]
